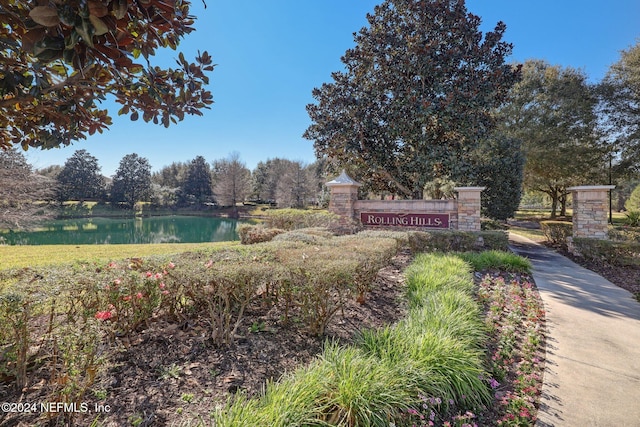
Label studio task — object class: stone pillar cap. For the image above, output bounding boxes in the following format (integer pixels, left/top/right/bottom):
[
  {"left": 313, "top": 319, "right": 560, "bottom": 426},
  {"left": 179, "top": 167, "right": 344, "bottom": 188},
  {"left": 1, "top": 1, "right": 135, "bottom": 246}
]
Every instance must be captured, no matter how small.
[
  {"left": 567, "top": 185, "right": 615, "bottom": 191},
  {"left": 325, "top": 170, "right": 362, "bottom": 187}
]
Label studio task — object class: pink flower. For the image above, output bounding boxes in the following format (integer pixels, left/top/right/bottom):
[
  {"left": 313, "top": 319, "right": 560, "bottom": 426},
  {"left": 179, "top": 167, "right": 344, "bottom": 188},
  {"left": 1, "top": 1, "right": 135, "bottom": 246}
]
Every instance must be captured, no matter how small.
[
  {"left": 167, "top": 262, "right": 175, "bottom": 269},
  {"left": 145, "top": 271, "right": 153, "bottom": 278},
  {"left": 161, "top": 290, "right": 169, "bottom": 295},
  {"left": 154, "top": 272, "right": 163, "bottom": 280},
  {"left": 108, "top": 262, "right": 118, "bottom": 268},
  {"left": 95, "top": 311, "right": 113, "bottom": 320},
  {"left": 159, "top": 282, "right": 166, "bottom": 289},
  {"left": 136, "top": 292, "right": 144, "bottom": 299},
  {"left": 204, "top": 260, "right": 214, "bottom": 268},
  {"left": 114, "top": 278, "right": 121, "bottom": 286},
  {"left": 122, "top": 295, "right": 131, "bottom": 301}
]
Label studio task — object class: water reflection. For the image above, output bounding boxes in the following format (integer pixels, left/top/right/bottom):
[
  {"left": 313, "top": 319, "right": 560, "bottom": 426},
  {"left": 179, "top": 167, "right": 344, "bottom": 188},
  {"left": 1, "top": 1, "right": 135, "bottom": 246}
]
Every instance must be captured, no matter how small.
[{"left": 0, "top": 216, "right": 247, "bottom": 245}]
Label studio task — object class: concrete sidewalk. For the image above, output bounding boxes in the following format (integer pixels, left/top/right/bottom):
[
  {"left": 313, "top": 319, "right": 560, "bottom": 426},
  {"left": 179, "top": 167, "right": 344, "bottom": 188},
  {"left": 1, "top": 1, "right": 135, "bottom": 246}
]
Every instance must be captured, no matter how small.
[{"left": 508, "top": 233, "right": 640, "bottom": 427}]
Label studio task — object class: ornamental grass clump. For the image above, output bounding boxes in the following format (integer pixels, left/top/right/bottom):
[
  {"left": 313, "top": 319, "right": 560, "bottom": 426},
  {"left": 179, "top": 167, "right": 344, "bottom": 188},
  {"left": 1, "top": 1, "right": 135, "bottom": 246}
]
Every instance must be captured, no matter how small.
[{"left": 459, "top": 250, "right": 532, "bottom": 274}]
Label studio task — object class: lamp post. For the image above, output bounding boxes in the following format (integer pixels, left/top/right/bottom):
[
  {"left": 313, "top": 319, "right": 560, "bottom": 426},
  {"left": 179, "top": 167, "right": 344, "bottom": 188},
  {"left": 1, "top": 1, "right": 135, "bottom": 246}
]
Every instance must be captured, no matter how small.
[{"left": 608, "top": 142, "right": 619, "bottom": 225}]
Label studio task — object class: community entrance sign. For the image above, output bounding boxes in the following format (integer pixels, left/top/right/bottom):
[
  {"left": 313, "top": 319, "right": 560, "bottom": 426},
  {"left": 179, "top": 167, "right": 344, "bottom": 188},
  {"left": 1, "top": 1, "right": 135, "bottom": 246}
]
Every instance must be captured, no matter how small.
[
  {"left": 325, "top": 170, "right": 485, "bottom": 232},
  {"left": 360, "top": 212, "right": 449, "bottom": 228}
]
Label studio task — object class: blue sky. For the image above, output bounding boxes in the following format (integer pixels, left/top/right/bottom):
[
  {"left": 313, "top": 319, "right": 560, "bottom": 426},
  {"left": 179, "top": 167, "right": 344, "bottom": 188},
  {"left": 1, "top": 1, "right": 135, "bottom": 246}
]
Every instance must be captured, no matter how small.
[{"left": 25, "top": 0, "right": 640, "bottom": 177}]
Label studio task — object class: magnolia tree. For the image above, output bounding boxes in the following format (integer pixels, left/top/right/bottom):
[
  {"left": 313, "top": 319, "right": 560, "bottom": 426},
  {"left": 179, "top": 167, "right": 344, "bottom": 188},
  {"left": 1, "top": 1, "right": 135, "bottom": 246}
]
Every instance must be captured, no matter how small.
[
  {"left": 0, "top": 0, "right": 214, "bottom": 150},
  {"left": 304, "top": 0, "right": 520, "bottom": 199}
]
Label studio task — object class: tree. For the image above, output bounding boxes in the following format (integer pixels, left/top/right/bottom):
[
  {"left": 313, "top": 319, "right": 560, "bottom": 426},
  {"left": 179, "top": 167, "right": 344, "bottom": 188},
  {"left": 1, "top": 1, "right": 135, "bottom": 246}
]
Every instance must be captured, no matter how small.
[
  {"left": 474, "top": 133, "right": 524, "bottom": 221},
  {"left": 110, "top": 153, "right": 152, "bottom": 208},
  {"left": 0, "top": 149, "right": 55, "bottom": 229},
  {"left": 0, "top": 0, "right": 214, "bottom": 150},
  {"left": 152, "top": 161, "right": 188, "bottom": 188},
  {"left": 56, "top": 149, "right": 105, "bottom": 202},
  {"left": 625, "top": 184, "right": 640, "bottom": 212},
  {"left": 212, "top": 152, "right": 251, "bottom": 216},
  {"left": 276, "top": 161, "right": 313, "bottom": 208},
  {"left": 304, "top": 0, "right": 520, "bottom": 198},
  {"left": 498, "top": 60, "right": 603, "bottom": 218},
  {"left": 598, "top": 40, "right": 640, "bottom": 177},
  {"left": 182, "top": 155, "right": 213, "bottom": 204},
  {"left": 252, "top": 158, "right": 294, "bottom": 203}
]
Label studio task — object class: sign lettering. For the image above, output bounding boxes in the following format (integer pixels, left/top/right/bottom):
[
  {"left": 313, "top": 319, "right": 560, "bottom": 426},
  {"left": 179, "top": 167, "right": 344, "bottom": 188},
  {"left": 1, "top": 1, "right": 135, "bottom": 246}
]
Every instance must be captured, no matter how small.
[{"left": 360, "top": 212, "right": 449, "bottom": 228}]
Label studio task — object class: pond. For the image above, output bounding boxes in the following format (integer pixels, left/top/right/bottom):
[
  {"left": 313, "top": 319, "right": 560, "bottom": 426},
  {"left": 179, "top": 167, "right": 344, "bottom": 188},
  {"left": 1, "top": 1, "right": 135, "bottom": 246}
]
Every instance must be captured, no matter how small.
[{"left": 0, "top": 216, "right": 250, "bottom": 245}]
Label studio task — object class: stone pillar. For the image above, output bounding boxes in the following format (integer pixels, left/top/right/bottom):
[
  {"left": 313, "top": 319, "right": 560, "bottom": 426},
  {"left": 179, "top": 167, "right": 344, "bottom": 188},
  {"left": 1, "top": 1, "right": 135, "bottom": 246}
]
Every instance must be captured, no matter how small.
[
  {"left": 568, "top": 185, "right": 615, "bottom": 239},
  {"left": 454, "top": 187, "right": 485, "bottom": 232},
  {"left": 325, "top": 171, "right": 362, "bottom": 222}
]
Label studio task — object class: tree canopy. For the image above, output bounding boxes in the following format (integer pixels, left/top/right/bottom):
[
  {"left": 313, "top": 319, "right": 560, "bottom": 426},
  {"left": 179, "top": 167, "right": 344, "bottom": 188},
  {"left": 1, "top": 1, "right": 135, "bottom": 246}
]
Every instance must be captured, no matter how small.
[
  {"left": 304, "top": 0, "right": 520, "bottom": 198},
  {"left": 110, "top": 153, "right": 152, "bottom": 208},
  {"left": 498, "top": 60, "right": 603, "bottom": 217},
  {"left": 0, "top": 0, "right": 214, "bottom": 150},
  {"left": 56, "top": 149, "right": 105, "bottom": 201},
  {"left": 599, "top": 40, "right": 640, "bottom": 176},
  {"left": 182, "top": 155, "right": 212, "bottom": 204},
  {"left": 0, "top": 149, "right": 55, "bottom": 228}
]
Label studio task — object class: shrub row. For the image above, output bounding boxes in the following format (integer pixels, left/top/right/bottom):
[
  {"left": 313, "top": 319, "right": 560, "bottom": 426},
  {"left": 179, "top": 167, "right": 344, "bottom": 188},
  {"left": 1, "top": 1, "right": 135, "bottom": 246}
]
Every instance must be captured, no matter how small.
[
  {"left": 609, "top": 226, "right": 640, "bottom": 243},
  {"left": 263, "top": 208, "right": 341, "bottom": 230},
  {"left": 212, "top": 253, "right": 493, "bottom": 426},
  {"left": 572, "top": 237, "right": 640, "bottom": 267},
  {"left": 0, "top": 232, "right": 401, "bottom": 410},
  {"left": 241, "top": 223, "right": 509, "bottom": 254}
]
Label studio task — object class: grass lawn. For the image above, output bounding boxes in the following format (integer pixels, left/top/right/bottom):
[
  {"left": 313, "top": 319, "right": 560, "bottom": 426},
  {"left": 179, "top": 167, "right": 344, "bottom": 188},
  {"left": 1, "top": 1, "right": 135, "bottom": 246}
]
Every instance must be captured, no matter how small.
[{"left": 0, "top": 241, "right": 239, "bottom": 269}]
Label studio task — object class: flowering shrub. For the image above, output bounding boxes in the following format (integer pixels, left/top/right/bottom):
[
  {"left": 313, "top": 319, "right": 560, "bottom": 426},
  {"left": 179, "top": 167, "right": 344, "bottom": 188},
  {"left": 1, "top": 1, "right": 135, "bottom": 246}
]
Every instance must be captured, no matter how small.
[
  {"left": 93, "top": 259, "right": 176, "bottom": 336},
  {"left": 477, "top": 273, "right": 545, "bottom": 426}
]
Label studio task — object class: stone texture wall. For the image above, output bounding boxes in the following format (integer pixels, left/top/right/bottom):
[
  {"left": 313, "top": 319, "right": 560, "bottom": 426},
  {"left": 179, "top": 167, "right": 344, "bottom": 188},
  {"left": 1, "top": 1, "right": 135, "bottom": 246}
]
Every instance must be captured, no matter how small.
[
  {"left": 568, "top": 186, "right": 615, "bottom": 239},
  {"left": 455, "top": 187, "right": 484, "bottom": 232}
]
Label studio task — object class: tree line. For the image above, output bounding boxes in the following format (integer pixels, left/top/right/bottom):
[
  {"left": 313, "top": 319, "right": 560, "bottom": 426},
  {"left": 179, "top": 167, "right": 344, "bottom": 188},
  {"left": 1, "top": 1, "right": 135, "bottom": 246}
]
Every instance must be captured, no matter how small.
[{"left": 0, "top": 148, "right": 326, "bottom": 227}]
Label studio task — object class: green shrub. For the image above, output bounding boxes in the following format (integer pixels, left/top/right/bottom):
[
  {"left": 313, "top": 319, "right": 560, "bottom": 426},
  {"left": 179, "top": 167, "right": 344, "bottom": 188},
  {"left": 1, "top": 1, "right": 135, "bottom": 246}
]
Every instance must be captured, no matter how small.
[
  {"left": 609, "top": 226, "right": 640, "bottom": 243},
  {"left": 291, "top": 258, "right": 359, "bottom": 336},
  {"left": 272, "top": 230, "right": 328, "bottom": 245},
  {"left": 237, "top": 224, "right": 285, "bottom": 244},
  {"left": 171, "top": 259, "right": 274, "bottom": 345},
  {"left": 540, "top": 221, "right": 573, "bottom": 246},
  {"left": 407, "top": 230, "right": 508, "bottom": 253},
  {"left": 263, "top": 209, "right": 340, "bottom": 230},
  {"left": 572, "top": 238, "right": 640, "bottom": 267}
]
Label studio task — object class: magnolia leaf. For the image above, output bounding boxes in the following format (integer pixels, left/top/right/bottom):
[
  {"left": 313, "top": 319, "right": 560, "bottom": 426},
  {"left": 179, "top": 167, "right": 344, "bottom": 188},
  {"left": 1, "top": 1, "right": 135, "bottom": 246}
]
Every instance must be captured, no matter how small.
[
  {"left": 76, "top": 18, "right": 95, "bottom": 48},
  {"left": 22, "top": 28, "right": 47, "bottom": 52},
  {"left": 88, "top": 0, "right": 109, "bottom": 18},
  {"left": 58, "top": 5, "right": 77, "bottom": 27},
  {"left": 114, "top": 0, "right": 128, "bottom": 20},
  {"left": 89, "top": 15, "right": 109, "bottom": 36},
  {"left": 29, "top": 6, "right": 60, "bottom": 27}
]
